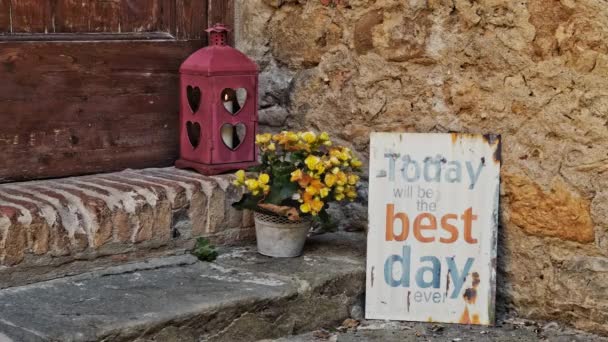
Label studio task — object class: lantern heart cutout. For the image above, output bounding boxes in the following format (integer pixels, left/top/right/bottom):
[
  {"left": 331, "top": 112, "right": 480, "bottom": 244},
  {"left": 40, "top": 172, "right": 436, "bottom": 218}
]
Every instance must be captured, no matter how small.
[
  {"left": 186, "top": 121, "right": 201, "bottom": 149},
  {"left": 221, "top": 88, "right": 247, "bottom": 115},
  {"left": 186, "top": 85, "right": 201, "bottom": 113},
  {"left": 221, "top": 123, "right": 246, "bottom": 150}
]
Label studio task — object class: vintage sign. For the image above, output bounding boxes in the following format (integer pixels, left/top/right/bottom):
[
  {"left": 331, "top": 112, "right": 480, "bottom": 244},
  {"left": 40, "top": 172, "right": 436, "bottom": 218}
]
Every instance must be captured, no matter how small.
[{"left": 366, "top": 133, "right": 501, "bottom": 325}]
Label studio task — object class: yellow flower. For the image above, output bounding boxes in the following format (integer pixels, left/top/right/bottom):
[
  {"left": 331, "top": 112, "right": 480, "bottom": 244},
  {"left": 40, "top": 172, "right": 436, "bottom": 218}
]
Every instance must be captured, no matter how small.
[
  {"left": 262, "top": 184, "right": 271, "bottom": 194},
  {"left": 267, "top": 143, "right": 276, "bottom": 151},
  {"left": 245, "top": 179, "right": 259, "bottom": 191},
  {"left": 330, "top": 156, "right": 340, "bottom": 166},
  {"left": 331, "top": 167, "right": 340, "bottom": 174},
  {"left": 305, "top": 179, "right": 324, "bottom": 196},
  {"left": 336, "top": 171, "right": 347, "bottom": 186},
  {"left": 319, "top": 132, "right": 330, "bottom": 142},
  {"left": 335, "top": 185, "right": 345, "bottom": 193},
  {"left": 234, "top": 170, "right": 246, "bottom": 185},
  {"left": 287, "top": 131, "right": 299, "bottom": 142},
  {"left": 305, "top": 186, "right": 318, "bottom": 195},
  {"left": 258, "top": 173, "right": 270, "bottom": 185},
  {"left": 304, "top": 155, "right": 321, "bottom": 170},
  {"left": 311, "top": 199, "right": 324, "bottom": 213},
  {"left": 335, "top": 193, "right": 345, "bottom": 201},
  {"left": 347, "top": 174, "right": 359, "bottom": 186},
  {"left": 324, "top": 173, "right": 337, "bottom": 187},
  {"left": 291, "top": 169, "right": 303, "bottom": 182},
  {"left": 300, "top": 202, "right": 311, "bottom": 213},
  {"left": 319, "top": 187, "right": 330, "bottom": 198},
  {"left": 301, "top": 131, "right": 317, "bottom": 144},
  {"left": 255, "top": 133, "right": 272, "bottom": 144},
  {"left": 315, "top": 164, "right": 326, "bottom": 174},
  {"left": 346, "top": 188, "right": 357, "bottom": 199},
  {"left": 351, "top": 158, "right": 362, "bottom": 168},
  {"left": 252, "top": 189, "right": 260, "bottom": 196}
]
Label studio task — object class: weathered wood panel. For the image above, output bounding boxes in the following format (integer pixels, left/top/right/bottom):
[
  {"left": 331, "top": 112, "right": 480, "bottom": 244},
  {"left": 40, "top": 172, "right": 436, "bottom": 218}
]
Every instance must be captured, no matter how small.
[
  {"left": 0, "top": 0, "right": 239, "bottom": 183},
  {"left": 176, "top": 0, "right": 207, "bottom": 41},
  {"left": 121, "top": 0, "right": 163, "bottom": 32},
  {"left": 10, "top": 0, "right": 52, "bottom": 33},
  {"left": 0, "top": 40, "right": 201, "bottom": 182},
  {"left": 0, "top": 0, "right": 10, "bottom": 32},
  {"left": 54, "top": 0, "right": 122, "bottom": 33}
]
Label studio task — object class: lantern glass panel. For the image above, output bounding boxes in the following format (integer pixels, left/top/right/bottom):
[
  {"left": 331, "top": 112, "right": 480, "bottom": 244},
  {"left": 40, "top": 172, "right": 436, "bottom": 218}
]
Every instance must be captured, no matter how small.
[
  {"left": 221, "top": 122, "right": 246, "bottom": 150},
  {"left": 221, "top": 88, "right": 247, "bottom": 115}
]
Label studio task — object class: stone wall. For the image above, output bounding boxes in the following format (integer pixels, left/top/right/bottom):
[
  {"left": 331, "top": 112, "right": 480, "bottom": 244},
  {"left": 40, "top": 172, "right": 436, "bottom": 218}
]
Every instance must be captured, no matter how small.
[{"left": 235, "top": 0, "right": 608, "bottom": 334}]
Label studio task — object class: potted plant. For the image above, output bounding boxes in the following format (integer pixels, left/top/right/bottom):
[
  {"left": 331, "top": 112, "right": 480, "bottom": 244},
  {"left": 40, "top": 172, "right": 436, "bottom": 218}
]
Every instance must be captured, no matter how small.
[{"left": 232, "top": 131, "right": 362, "bottom": 257}]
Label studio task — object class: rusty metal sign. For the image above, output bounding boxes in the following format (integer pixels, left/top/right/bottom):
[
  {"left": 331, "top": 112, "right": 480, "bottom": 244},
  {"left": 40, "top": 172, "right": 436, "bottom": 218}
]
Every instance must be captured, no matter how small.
[{"left": 366, "top": 133, "right": 501, "bottom": 325}]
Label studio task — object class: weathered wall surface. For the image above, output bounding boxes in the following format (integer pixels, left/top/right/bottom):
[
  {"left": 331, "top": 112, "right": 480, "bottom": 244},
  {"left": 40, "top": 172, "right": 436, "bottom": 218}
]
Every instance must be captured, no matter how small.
[{"left": 236, "top": 0, "right": 608, "bottom": 334}]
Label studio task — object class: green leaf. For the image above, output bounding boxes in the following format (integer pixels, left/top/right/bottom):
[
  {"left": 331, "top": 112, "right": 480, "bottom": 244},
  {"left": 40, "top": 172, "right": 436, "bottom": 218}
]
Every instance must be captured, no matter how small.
[
  {"left": 232, "top": 193, "right": 261, "bottom": 211},
  {"left": 192, "top": 237, "right": 218, "bottom": 262},
  {"left": 265, "top": 175, "right": 298, "bottom": 205}
]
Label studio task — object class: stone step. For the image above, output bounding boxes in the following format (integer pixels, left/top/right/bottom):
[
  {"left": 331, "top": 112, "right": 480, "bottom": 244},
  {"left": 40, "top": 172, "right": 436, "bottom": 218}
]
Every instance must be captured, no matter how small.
[
  {"left": 0, "top": 167, "right": 254, "bottom": 289},
  {"left": 0, "top": 233, "right": 365, "bottom": 342},
  {"left": 262, "top": 319, "right": 608, "bottom": 342}
]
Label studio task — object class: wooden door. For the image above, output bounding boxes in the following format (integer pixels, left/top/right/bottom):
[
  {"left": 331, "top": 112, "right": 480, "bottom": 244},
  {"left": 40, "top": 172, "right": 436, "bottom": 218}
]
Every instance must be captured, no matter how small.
[{"left": 0, "top": 0, "right": 234, "bottom": 183}]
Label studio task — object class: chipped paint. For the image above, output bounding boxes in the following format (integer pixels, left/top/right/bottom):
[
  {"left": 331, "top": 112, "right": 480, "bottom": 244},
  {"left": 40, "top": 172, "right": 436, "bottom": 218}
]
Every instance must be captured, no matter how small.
[
  {"left": 0, "top": 190, "right": 58, "bottom": 226},
  {"left": 36, "top": 185, "right": 99, "bottom": 248},
  {"left": 98, "top": 177, "right": 159, "bottom": 207}
]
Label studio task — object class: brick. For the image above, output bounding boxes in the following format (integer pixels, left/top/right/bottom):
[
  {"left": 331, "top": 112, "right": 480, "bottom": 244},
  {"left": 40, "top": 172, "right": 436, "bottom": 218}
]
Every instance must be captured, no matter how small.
[
  {"left": 0, "top": 188, "right": 68, "bottom": 256},
  {"left": 3, "top": 186, "right": 84, "bottom": 254},
  {"left": 110, "top": 171, "right": 189, "bottom": 209},
  {"left": 0, "top": 206, "right": 27, "bottom": 266},
  {"left": 211, "top": 174, "right": 245, "bottom": 231},
  {"left": 62, "top": 179, "right": 135, "bottom": 244},
  {"left": 0, "top": 193, "right": 49, "bottom": 256},
  {"left": 142, "top": 168, "right": 225, "bottom": 234},
  {"left": 51, "top": 181, "right": 117, "bottom": 249}
]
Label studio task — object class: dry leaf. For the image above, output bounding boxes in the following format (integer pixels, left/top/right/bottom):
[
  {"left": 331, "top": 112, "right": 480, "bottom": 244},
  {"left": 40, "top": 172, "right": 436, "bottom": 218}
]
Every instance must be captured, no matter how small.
[
  {"left": 341, "top": 318, "right": 360, "bottom": 329},
  {"left": 258, "top": 203, "right": 301, "bottom": 221}
]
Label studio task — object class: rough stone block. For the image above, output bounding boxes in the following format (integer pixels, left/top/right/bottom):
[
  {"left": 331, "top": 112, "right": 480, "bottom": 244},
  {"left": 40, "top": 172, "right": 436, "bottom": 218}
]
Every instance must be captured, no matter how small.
[{"left": 504, "top": 174, "right": 595, "bottom": 243}]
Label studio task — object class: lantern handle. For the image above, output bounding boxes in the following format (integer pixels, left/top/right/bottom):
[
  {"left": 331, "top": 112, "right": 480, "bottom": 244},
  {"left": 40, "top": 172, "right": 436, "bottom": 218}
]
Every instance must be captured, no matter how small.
[
  {"left": 206, "top": 23, "right": 231, "bottom": 46},
  {"left": 205, "top": 23, "right": 231, "bottom": 33}
]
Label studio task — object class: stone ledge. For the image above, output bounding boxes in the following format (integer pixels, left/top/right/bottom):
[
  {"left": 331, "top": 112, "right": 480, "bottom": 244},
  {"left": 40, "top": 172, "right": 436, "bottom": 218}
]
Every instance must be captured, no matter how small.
[
  {"left": 0, "top": 167, "right": 254, "bottom": 288},
  {"left": 0, "top": 233, "right": 366, "bottom": 342}
]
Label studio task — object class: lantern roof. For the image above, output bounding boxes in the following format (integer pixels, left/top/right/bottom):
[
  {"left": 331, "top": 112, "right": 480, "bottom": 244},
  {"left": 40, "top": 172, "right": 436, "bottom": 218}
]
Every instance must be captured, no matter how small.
[{"left": 180, "top": 24, "right": 258, "bottom": 76}]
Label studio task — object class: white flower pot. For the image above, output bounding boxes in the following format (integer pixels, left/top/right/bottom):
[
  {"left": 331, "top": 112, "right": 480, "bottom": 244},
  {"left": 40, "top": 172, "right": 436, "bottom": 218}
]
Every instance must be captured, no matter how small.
[{"left": 254, "top": 212, "right": 311, "bottom": 258}]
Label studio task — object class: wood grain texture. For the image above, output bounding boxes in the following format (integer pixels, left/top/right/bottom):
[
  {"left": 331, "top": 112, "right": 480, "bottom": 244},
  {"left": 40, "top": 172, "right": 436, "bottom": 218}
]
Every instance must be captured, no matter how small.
[
  {"left": 0, "top": 0, "right": 10, "bottom": 32},
  {"left": 0, "top": 40, "right": 202, "bottom": 182},
  {"left": 0, "top": 0, "right": 236, "bottom": 183},
  {"left": 10, "top": 0, "right": 52, "bottom": 33},
  {"left": 208, "top": 0, "right": 234, "bottom": 45},
  {"left": 176, "top": 0, "right": 207, "bottom": 41},
  {"left": 121, "top": 0, "right": 162, "bottom": 32},
  {"left": 54, "top": 0, "right": 122, "bottom": 33}
]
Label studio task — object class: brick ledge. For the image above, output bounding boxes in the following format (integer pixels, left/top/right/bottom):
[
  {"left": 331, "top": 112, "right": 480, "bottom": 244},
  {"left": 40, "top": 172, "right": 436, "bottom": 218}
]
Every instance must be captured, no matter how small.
[{"left": 0, "top": 167, "right": 254, "bottom": 288}]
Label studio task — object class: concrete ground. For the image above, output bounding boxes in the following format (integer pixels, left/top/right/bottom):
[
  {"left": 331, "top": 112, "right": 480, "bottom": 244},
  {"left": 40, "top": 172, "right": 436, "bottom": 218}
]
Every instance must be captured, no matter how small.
[
  {"left": 262, "top": 319, "right": 608, "bottom": 342},
  {"left": 0, "top": 233, "right": 366, "bottom": 342}
]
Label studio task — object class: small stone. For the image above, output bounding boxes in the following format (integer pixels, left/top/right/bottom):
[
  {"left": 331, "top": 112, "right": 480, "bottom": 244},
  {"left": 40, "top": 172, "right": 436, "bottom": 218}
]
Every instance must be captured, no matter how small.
[
  {"left": 350, "top": 303, "right": 364, "bottom": 320},
  {"left": 312, "top": 329, "right": 333, "bottom": 340}
]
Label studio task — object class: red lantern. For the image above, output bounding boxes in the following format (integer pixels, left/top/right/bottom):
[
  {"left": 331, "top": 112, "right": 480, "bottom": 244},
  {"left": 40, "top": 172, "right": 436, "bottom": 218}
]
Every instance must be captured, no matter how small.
[{"left": 176, "top": 23, "right": 259, "bottom": 175}]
